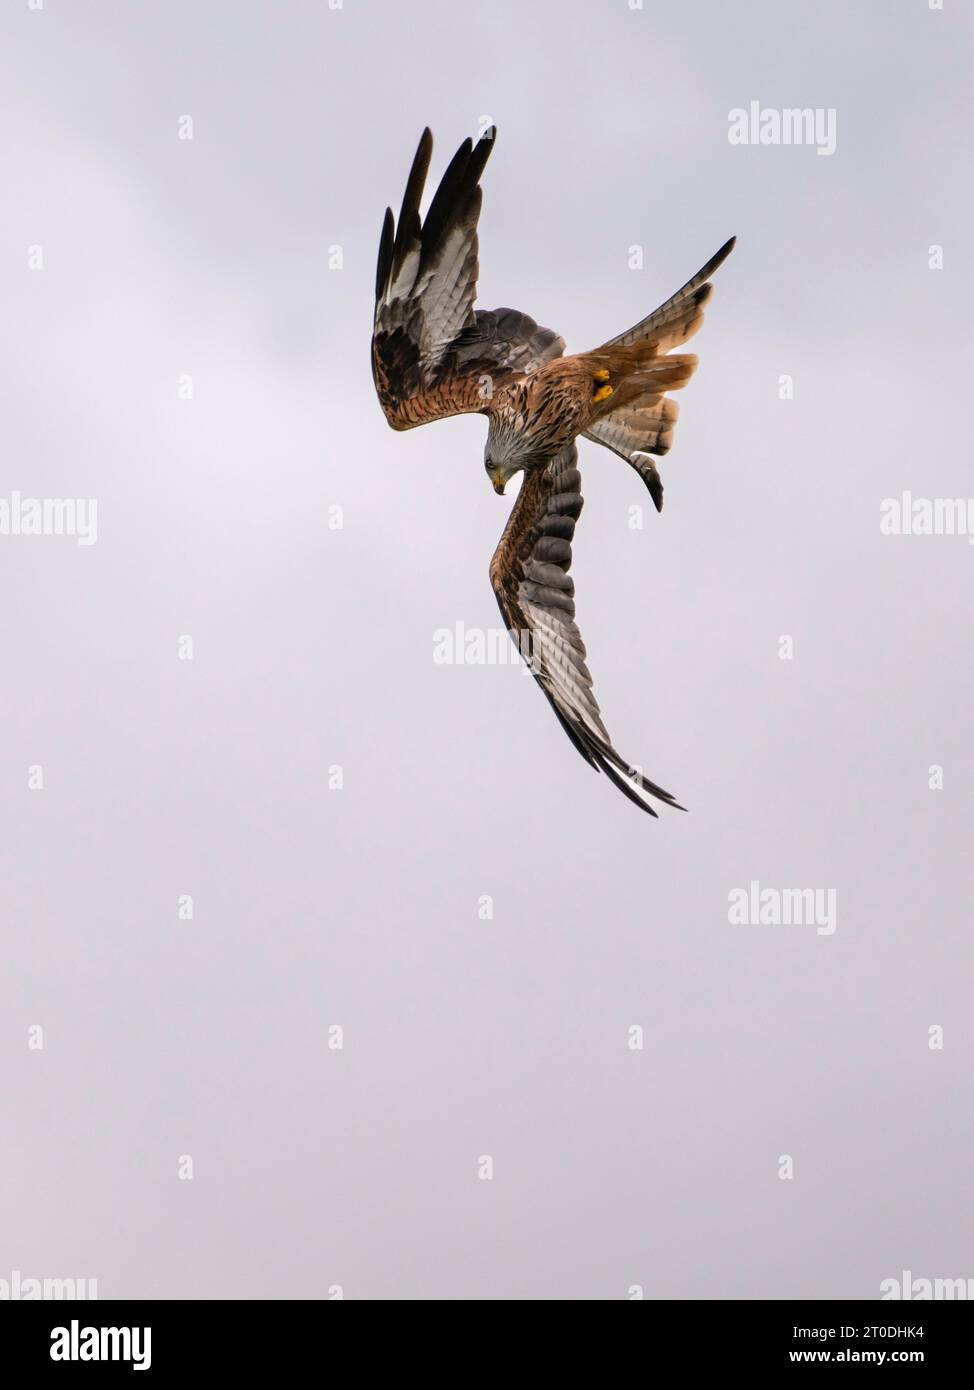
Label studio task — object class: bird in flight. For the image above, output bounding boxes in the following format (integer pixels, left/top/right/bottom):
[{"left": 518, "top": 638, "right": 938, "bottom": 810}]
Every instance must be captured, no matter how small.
[{"left": 371, "top": 127, "right": 734, "bottom": 816}]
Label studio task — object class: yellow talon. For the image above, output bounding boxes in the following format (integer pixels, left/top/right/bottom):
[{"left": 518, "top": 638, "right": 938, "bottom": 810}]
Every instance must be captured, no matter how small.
[
  {"left": 593, "top": 369, "right": 610, "bottom": 382},
  {"left": 592, "top": 384, "right": 614, "bottom": 403}
]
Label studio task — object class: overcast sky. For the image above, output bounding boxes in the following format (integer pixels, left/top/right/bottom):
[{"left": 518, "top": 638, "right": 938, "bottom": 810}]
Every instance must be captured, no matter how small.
[{"left": 1, "top": 0, "right": 972, "bottom": 1299}]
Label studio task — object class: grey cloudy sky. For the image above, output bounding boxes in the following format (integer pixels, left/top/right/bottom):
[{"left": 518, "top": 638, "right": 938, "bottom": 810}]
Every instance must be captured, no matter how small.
[{"left": 1, "top": 0, "right": 972, "bottom": 1299}]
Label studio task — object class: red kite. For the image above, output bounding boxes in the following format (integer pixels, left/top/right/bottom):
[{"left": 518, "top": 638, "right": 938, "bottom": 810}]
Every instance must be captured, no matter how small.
[{"left": 372, "top": 127, "right": 734, "bottom": 815}]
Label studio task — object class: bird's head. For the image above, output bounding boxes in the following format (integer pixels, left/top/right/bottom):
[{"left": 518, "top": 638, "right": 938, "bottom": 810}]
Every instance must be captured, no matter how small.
[
  {"left": 484, "top": 452, "right": 524, "bottom": 496},
  {"left": 484, "top": 405, "right": 531, "bottom": 495}
]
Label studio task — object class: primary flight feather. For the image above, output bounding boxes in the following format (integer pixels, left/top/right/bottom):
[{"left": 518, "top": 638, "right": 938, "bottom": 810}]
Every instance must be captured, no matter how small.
[{"left": 372, "top": 126, "right": 734, "bottom": 816}]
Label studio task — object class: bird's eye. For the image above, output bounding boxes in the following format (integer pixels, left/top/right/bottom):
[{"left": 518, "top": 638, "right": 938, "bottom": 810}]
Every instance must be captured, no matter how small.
[{"left": 484, "top": 459, "right": 493, "bottom": 472}]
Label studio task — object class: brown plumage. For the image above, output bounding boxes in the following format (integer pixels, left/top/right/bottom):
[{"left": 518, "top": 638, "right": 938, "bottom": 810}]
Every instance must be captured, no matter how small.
[{"left": 372, "top": 127, "right": 735, "bottom": 815}]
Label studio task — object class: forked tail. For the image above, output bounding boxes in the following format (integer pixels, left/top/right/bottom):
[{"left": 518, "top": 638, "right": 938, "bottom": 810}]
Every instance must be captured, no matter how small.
[{"left": 581, "top": 236, "right": 735, "bottom": 509}]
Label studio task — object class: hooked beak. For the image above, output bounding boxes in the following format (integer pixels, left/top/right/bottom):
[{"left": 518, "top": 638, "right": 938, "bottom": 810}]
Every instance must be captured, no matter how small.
[{"left": 492, "top": 476, "right": 506, "bottom": 496}]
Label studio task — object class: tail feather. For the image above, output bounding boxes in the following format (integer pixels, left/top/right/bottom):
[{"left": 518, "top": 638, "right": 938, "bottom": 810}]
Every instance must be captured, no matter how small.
[
  {"left": 584, "top": 395, "right": 680, "bottom": 460},
  {"left": 581, "top": 349, "right": 696, "bottom": 501},
  {"left": 580, "top": 238, "right": 735, "bottom": 492}
]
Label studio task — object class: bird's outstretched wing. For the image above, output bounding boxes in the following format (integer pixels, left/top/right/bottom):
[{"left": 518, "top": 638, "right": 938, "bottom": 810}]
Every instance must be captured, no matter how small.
[
  {"left": 372, "top": 127, "right": 564, "bottom": 431},
  {"left": 489, "top": 445, "right": 684, "bottom": 817}
]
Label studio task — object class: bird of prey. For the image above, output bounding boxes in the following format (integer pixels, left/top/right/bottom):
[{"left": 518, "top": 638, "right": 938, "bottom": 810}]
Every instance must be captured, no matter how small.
[{"left": 371, "top": 127, "right": 734, "bottom": 816}]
